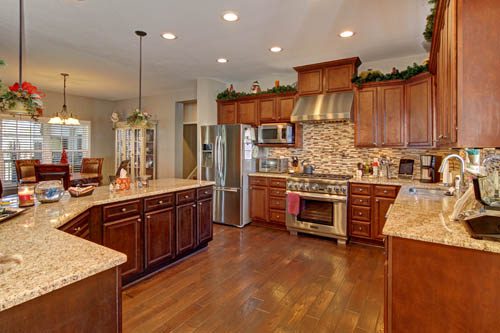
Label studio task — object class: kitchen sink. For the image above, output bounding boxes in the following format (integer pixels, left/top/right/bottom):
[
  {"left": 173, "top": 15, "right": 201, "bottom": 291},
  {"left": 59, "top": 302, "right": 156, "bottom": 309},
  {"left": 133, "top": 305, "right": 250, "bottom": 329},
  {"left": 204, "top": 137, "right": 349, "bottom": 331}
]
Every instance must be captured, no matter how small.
[
  {"left": 464, "top": 215, "right": 500, "bottom": 241},
  {"left": 408, "top": 187, "right": 446, "bottom": 196}
]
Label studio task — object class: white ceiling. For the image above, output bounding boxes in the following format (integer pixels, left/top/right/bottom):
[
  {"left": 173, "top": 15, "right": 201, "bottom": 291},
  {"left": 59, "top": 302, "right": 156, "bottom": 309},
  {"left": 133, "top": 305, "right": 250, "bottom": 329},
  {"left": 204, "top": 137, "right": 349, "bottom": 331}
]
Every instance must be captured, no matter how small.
[{"left": 0, "top": 0, "right": 430, "bottom": 101}]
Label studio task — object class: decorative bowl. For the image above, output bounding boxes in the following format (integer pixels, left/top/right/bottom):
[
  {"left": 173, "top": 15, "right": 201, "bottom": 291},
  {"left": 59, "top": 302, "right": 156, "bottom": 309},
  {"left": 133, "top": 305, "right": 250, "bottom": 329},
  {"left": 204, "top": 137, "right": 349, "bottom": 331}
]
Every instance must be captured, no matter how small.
[{"left": 34, "top": 180, "right": 65, "bottom": 203}]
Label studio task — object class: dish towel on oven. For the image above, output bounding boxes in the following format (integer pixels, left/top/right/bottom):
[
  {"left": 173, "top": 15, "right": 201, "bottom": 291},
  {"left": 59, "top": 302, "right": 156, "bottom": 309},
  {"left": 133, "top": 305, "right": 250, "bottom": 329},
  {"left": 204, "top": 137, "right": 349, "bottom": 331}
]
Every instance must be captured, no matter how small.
[{"left": 287, "top": 192, "right": 300, "bottom": 216}]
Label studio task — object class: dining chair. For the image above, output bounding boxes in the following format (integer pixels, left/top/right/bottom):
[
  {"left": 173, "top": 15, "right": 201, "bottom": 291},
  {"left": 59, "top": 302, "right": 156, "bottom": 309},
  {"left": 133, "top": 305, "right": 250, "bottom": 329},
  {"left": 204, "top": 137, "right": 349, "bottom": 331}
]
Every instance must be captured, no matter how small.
[
  {"left": 81, "top": 158, "right": 104, "bottom": 185},
  {"left": 15, "top": 159, "right": 40, "bottom": 184},
  {"left": 34, "top": 164, "right": 71, "bottom": 190}
]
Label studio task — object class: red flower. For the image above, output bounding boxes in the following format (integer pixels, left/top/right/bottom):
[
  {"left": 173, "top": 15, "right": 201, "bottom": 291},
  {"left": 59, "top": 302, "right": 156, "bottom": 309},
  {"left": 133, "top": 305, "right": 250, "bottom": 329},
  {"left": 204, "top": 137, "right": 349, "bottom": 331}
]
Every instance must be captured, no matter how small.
[
  {"left": 9, "top": 82, "right": 20, "bottom": 92},
  {"left": 8, "top": 82, "right": 44, "bottom": 96}
]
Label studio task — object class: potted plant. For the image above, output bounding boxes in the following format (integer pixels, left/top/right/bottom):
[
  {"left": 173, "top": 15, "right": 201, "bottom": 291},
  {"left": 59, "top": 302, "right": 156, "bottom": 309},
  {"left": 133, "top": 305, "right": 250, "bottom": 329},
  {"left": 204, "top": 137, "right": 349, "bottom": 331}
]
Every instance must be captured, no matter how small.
[
  {"left": 126, "top": 109, "right": 151, "bottom": 127},
  {"left": 0, "top": 81, "right": 44, "bottom": 119}
]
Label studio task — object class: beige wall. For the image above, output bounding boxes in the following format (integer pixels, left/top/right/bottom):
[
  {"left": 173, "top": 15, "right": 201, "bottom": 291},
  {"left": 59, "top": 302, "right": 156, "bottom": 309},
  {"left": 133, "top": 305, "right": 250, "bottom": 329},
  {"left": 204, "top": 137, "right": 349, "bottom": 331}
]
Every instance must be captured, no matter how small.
[
  {"left": 42, "top": 91, "right": 116, "bottom": 182},
  {"left": 112, "top": 87, "right": 197, "bottom": 179}
]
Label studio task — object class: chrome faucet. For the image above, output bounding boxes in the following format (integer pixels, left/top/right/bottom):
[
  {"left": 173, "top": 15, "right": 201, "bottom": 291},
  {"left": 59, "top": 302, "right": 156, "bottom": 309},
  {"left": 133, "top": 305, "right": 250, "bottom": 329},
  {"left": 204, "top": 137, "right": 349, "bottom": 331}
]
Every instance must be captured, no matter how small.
[{"left": 439, "top": 154, "right": 467, "bottom": 195}]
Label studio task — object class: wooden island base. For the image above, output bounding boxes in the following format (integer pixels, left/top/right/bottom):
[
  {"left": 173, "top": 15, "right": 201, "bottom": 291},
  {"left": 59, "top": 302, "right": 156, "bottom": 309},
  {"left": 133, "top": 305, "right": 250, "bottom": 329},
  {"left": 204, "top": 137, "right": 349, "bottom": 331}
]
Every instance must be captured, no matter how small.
[{"left": 0, "top": 268, "right": 121, "bottom": 333}]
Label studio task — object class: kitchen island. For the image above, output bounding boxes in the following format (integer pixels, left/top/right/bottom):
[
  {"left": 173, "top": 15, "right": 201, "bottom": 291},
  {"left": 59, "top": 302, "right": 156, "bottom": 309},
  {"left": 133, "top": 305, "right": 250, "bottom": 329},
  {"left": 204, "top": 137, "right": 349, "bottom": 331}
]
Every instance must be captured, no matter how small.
[
  {"left": 0, "top": 178, "right": 214, "bottom": 332},
  {"left": 383, "top": 185, "right": 500, "bottom": 332}
]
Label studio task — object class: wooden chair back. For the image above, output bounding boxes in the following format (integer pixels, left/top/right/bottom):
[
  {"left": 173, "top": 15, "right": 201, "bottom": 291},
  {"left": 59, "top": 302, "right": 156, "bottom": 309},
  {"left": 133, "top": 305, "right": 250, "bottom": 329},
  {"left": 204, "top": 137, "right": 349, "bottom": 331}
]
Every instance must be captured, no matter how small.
[
  {"left": 34, "top": 164, "right": 71, "bottom": 190},
  {"left": 81, "top": 158, "right": 104, "bottom": 175},
  {"left": 15, "top": 159, "right": 40, "bottom": 184}
]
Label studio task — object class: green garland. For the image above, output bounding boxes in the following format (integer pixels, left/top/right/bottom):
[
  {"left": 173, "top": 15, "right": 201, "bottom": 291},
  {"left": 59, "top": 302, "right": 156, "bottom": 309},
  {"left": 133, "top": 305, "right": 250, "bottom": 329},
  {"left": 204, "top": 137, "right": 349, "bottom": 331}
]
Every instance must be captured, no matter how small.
[
  {"left": 423, "top": 0, "right": 437, "bottom": 43},
  {"left": 351, "top": 63, "right": 429, "bottom": 87},
  {"left": 217, "top": 84, "right": 296, "bottom": 100}
]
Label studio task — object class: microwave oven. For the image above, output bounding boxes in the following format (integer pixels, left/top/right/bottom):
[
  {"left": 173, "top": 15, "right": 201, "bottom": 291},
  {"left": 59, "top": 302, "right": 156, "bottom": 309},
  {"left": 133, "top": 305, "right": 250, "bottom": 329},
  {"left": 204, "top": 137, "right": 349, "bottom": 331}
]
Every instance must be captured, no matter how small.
[
  {"left": 257, "top": 123, "right": 294, "bottom": 144},
  {"left": 258, "top": 158, "right": 289, "bottom": 173}
]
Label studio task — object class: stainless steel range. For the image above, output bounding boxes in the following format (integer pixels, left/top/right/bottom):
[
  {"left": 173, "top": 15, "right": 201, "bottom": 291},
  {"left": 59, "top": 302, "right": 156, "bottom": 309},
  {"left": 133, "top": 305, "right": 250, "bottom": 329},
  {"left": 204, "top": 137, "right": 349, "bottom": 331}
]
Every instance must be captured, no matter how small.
[{"left": 286, "top": 173, "right": 351, "bottom": 245}]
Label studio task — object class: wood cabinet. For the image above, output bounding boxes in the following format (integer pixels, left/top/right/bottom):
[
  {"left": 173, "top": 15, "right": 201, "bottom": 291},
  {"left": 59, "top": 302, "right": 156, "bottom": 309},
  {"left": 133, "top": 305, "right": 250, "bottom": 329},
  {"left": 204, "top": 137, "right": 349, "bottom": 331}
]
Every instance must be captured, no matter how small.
[
  {"left": 385, "top": 237, "right": 500, "bottom": 332},
  {"left": 217, "top": 101, "right": 237, "bottom": 124},
  {"left": 355, "top": 76, "right": 433, "bottom": 148},
  {"left": 103, "top": 215, "right": 143, "bottom": 280},
  {"left": 348, "top": 183, "right": 400, "bottom": 245},
  {"left": 294, "top": 57, "right": 361, "bottom": 96},
  {"left": 354, "top": 87, "right": 378, "bottom": 147},
  {"left": 145, "top": 207, "right": 175, "bottom": 267},
  {"left": 197, "top": 198, "right": 213, "bottom": 244},
  {"left": 249, "top": 176, "right": 287, "bottom": 229},
  {"left": 59, "top": 211, "right": 91, "bottom": 240},
  {"left": 258, "top": 97, "right": 276, "bottom": 123},
  {"left": 237, "top": 99, "right": 258, "bottom": 126},
  {"left": 405, "top": 73, "right": 433, "bottom": 147},
  {"left": 176, "top": 202, "right": 198, "bottom": 256},
  {"left": 429, "top": 0, "right": 500, "bottom": 148},
  {"left": 276, "top": 95, "right": 295, "bottom": 121}
]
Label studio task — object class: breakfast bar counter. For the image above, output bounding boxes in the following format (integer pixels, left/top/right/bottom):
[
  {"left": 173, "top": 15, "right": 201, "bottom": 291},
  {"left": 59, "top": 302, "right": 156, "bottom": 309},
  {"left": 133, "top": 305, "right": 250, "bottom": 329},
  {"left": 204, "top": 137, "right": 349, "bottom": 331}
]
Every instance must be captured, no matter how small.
[{"left": 0, "top": 178, "right": 214, "bottom": 315}]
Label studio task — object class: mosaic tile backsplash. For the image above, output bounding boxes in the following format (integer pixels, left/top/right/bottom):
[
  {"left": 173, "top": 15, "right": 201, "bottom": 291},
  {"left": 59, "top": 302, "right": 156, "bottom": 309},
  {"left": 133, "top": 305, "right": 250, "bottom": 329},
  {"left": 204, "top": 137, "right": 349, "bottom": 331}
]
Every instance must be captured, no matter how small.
[{"left": 263, "top": 122, "right": 498, "bottom": 178}]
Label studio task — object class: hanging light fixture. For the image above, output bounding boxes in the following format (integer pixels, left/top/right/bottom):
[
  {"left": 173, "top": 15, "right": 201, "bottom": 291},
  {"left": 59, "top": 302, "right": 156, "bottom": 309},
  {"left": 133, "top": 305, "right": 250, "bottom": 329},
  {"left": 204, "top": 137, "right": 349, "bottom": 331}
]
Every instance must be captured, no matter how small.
[{"left": 48, "top": 73, "right": 80, "bottom": 125}]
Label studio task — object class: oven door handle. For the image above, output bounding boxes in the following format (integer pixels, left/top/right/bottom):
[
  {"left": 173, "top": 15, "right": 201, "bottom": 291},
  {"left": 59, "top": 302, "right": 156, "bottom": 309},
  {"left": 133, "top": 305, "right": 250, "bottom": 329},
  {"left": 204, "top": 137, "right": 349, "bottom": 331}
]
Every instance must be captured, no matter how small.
[{"left": 286, "top": 190, "right": 347, "bottom": 202}]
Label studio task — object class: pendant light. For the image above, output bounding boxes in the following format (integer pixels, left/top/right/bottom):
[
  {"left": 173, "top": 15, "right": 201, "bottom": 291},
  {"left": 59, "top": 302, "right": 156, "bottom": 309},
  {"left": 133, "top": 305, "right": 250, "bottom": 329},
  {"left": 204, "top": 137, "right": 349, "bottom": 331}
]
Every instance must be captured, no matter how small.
[
  {"left": 48, "top": 73, "right": 80, "bottom": 125},
  {"left": 136, "top": 30, "right": 147, "bottom": 111}
]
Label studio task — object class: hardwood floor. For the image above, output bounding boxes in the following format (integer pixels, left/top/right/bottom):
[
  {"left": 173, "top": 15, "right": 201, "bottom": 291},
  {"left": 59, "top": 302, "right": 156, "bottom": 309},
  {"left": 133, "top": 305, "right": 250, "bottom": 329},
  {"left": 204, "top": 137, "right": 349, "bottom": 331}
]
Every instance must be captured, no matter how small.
[{"left": 123, "top": 224, "right": 385, "bottom": 333}]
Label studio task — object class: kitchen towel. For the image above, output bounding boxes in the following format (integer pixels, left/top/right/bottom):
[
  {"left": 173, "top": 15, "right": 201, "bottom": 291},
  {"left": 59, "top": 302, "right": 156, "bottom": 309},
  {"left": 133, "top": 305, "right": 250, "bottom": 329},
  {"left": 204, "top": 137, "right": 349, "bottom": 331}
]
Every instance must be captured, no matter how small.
[{"left": 287, "top": 192, "right": 300, "bottom": 216}]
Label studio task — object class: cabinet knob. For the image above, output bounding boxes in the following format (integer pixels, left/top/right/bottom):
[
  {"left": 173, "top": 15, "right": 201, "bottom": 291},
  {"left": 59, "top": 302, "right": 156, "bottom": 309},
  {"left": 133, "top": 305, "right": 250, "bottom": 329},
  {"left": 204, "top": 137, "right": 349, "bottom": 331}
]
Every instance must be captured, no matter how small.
[
  {"left": 192, "top": 204, "right": 196, "bottom": 207},
  {"left": 204, "top": 191, "right": 209, "bottom": 194},
  {"left": 185, "top": 195, "right": 189, "bottom": 199},
  {"left": 376, "top": 199, "right": 379, "bottom": 202},
  {"left": 121, "top": 208, "right": 127, "bottom": 212},
  {"left": 383, "top": 190, "right": 388, "bottom": 194},
  {"left": 199, "top": 202, "right": 203, "bottom": 206},
  {"left": 358, "top": 227, "right": 362, "bottom": 231},
  {"left": 137, "top": 218, "right": 141, "bottom": 222},
  {"left": 358, "top": 212, "right": 362, "bottom": 216},
  {"left": 147, "top": 216, "right": 151, "bottom": 219},
  {"left": 73, "top": 226, "right": 81, "bottom": 232},
  {"left": 158, "top": 200, "right": 163, "bottom": 204}
]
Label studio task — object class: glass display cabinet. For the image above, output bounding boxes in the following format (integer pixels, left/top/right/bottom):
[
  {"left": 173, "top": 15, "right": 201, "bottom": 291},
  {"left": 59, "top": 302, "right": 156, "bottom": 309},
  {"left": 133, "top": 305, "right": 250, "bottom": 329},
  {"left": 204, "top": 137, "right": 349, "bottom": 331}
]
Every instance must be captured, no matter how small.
[{"left": 115, "top": 121, "right": 157, "bottom": 180}]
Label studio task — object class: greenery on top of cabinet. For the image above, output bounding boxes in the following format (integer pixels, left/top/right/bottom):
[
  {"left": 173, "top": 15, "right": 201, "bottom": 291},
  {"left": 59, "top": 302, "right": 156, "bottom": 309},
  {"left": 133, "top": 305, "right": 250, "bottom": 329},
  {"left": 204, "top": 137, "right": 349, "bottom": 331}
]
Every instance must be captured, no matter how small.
[
  {"left": 351, "top": 63, "right": 429, "bottom": 87},
  {"left": 217, "top": 85, "right": 296, "bottom": 100},
  {"left": 423, "top": 0, "right": 437, "bottom": 43}
]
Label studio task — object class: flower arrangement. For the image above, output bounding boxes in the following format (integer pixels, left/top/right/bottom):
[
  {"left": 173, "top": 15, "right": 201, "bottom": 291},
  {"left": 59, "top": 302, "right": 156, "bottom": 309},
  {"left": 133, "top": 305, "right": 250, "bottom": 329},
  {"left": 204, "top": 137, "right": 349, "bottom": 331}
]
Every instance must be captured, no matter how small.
[
  {"left": 0, "top": 81, "right": 44, "bottom": 118},
  {"left": 126, "top": 109, "right": 151, "bottom": 127}
]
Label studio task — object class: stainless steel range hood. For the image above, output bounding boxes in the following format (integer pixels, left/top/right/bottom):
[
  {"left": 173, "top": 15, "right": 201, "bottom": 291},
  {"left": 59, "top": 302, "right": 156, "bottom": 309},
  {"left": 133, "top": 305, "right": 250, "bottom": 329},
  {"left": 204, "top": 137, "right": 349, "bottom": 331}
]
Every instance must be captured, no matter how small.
[{"left": 290, "top": 91, "right": 354, "bottom": 122}]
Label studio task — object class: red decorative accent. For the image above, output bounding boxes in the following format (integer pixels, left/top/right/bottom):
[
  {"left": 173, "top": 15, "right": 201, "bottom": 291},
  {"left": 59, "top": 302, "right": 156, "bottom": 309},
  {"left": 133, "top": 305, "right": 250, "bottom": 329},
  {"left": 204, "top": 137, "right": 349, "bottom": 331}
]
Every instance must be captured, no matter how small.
[
  {"left": 60, "top": 149, "right": 68, "bottom": 164},
  {"left": 8, "top": 81, "right": 44, "bottom": 97}
]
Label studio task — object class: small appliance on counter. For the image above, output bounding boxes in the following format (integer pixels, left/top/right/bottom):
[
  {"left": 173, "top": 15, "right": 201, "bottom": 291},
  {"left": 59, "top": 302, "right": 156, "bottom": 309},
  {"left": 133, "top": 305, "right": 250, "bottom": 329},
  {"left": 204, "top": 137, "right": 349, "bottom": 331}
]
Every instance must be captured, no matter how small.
[
  {"left": 258, "top": 158, "right": 289, "bottom": 173},
  {"left": 257, "top": 123, "right": 294, "bottom": 144},
  {"left": 398, "top": 159, "right": 415, "bottom": 179},
  {"left": 420, "top": 155, "right": 442, "bottom": 183}
]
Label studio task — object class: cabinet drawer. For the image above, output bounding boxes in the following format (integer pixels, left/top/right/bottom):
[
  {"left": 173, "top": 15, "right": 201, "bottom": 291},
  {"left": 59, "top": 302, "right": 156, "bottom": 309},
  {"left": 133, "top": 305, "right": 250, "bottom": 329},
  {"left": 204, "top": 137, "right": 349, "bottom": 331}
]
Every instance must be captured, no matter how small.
[
  {"left": 250, "top": 177, "right": 269, "bottom": 186},
  {"left": 269, "top": 197, "right": 286, "bottom": 210},
  {"left": 351, "top": 195, "right": 371, "bottom": 207},
  {"left": 351, "top": 183, "right": 372, "bottom": 195},
  {"left": 374, "top": 185, "right": 399, "bottom": 198},
  {"left": 269, "top": 188, "right": 286, "bottom": 197},
  {"left": 176, "top": 189, "right": 196, "bottom": 205},
  {"left": 351, "top": 206, "right": 371, "bottom": 222},
  {"left": 351, "top": 221, "right": 371, "bottom": 238},
  {"left": 103, "top": 200, "right": 141, "bottom": 222},
  {"left": 144, "top": 193, "right": 174, "bottom": 212},
  {"left": 269, "top": 210, "right": 286, "bottom": 224},
  {"left": 269, "top": 178, "right": 286, "bottom": 188},
  {"left": 59, "top": 211, "right": 90, "bottom": 239},
  {"left": 197, "top": 186, "right": 213, "bottom": 200}
]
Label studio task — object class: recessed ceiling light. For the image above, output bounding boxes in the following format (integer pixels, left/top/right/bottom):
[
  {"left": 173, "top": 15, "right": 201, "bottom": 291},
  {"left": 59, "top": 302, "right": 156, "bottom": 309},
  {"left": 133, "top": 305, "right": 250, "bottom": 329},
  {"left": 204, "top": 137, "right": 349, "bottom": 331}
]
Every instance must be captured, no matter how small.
[
  {"left": 217, "top": 58, "right": 228, "bottom": 63},
  {"left": 161, "top": 32, "right": 177, "bottom": 40},
  {"left": 269, "top": 46, "right": 283, "bottom": 53},
  {"left": 339, "top": 30, "right": 355, "bottom": 38},
  {"left": 222, "top": 11, "right": 239, "bottom": 22}
]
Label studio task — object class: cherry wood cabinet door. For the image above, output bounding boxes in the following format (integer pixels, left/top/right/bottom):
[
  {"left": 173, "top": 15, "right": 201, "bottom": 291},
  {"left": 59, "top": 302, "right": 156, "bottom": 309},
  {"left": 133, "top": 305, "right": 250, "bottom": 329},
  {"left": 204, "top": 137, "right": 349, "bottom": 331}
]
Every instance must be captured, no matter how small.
[
  {"left": 325, "top": 64, "right": 354, "bottom": 92},
  {"left": 377, "top": 83, "right": 405, "bottom": 147},
  {"left": 405, "top": 74, "right": 433, "bottom": 147},
  {"left": 176, "top": 202, "right": 197, "bottom": 256},
  {"left": 297, "top": 69, "right": 323, "bottom": 95},
  {"left": 145, "top": 207, "right": 175, "bottom": 268},
  {"left": 197, "top": 198, "right": 213, "bottom": 244},
  {"left": 217, "top": 101, "right": 237, "bottom": 124},
  {"left": 237, "top": 100, "right": 258, "bottom": 126},
  {"left": 103, "top": 215, "right": 143, "bottom": 280},
  {"left": 373, "top": 197, "right": 395, "bottom": 240},
  {"left": 249, "top": 185, "right": 269, "bottom": 221},
  {"left": 354, "top": 87, "right": 378, "bottom": 147},
  {"left": 259, "top": 98, "right": 277, "bottom": 123},
  {"left": 277, "top": 95, "right": 295, "bottom": 122}
]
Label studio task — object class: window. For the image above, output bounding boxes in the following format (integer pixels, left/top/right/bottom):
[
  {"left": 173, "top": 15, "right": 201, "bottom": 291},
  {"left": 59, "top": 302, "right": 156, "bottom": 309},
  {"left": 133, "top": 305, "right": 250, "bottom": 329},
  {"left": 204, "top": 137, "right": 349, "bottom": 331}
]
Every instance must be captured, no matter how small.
[{"left": 0, "top": 115, "right": 91, "bottom": 188}]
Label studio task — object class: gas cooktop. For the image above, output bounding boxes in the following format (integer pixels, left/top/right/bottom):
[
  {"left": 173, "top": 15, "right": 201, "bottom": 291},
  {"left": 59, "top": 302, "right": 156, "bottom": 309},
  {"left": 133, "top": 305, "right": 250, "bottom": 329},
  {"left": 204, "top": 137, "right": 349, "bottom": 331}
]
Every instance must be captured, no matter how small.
[{"left": 290, "top": 173, "right": 353, "bottom": 181}]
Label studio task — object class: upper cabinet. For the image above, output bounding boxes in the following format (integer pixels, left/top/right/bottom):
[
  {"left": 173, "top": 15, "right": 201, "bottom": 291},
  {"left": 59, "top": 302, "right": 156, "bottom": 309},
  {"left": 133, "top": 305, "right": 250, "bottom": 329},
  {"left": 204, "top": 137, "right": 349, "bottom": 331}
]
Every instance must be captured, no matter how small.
[
  {"left": 294, "top": 57, "right": 361, "bottom": 96},
  {"left": 217, "top": 92, "right": 296, "bottom": 125},
  {"left": 354, "top": 75, "right": 431, "bottom": 148},
  {"left": 429, "top": 0, "right": 500, "bottom": 148}
]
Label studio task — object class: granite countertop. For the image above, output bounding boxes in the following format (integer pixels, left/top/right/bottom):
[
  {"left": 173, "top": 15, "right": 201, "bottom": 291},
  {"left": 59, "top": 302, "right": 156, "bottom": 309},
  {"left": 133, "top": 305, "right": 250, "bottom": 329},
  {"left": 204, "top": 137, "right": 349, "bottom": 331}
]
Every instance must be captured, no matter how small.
[
  {"left": 0, "top": 178, "right": 215, "bottom": 312},
  {"left": 383, "top": 184, "right": 500, "bottom": 254},
  {"left": 249, "top": 172, "right": 290, "bottom": 179}
]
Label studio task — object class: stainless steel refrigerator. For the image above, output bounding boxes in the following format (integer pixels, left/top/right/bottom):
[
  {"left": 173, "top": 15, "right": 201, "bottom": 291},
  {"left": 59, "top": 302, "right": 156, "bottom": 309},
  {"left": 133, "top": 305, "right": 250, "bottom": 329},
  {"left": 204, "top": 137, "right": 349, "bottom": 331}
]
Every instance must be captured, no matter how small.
[{"left": 201, "top": 124, "right": 256, "bottom": 227}]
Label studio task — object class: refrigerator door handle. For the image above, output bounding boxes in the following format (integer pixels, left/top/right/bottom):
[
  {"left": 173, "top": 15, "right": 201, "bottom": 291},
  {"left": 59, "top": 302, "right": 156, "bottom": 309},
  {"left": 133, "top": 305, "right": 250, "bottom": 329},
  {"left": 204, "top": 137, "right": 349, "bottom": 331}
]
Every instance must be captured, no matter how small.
[
  {"left": 214, "top": 187, "right": 239, "bottom": 193},
  {"left": 218, "top": 135, "right": 223, "bottom": 181}
]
